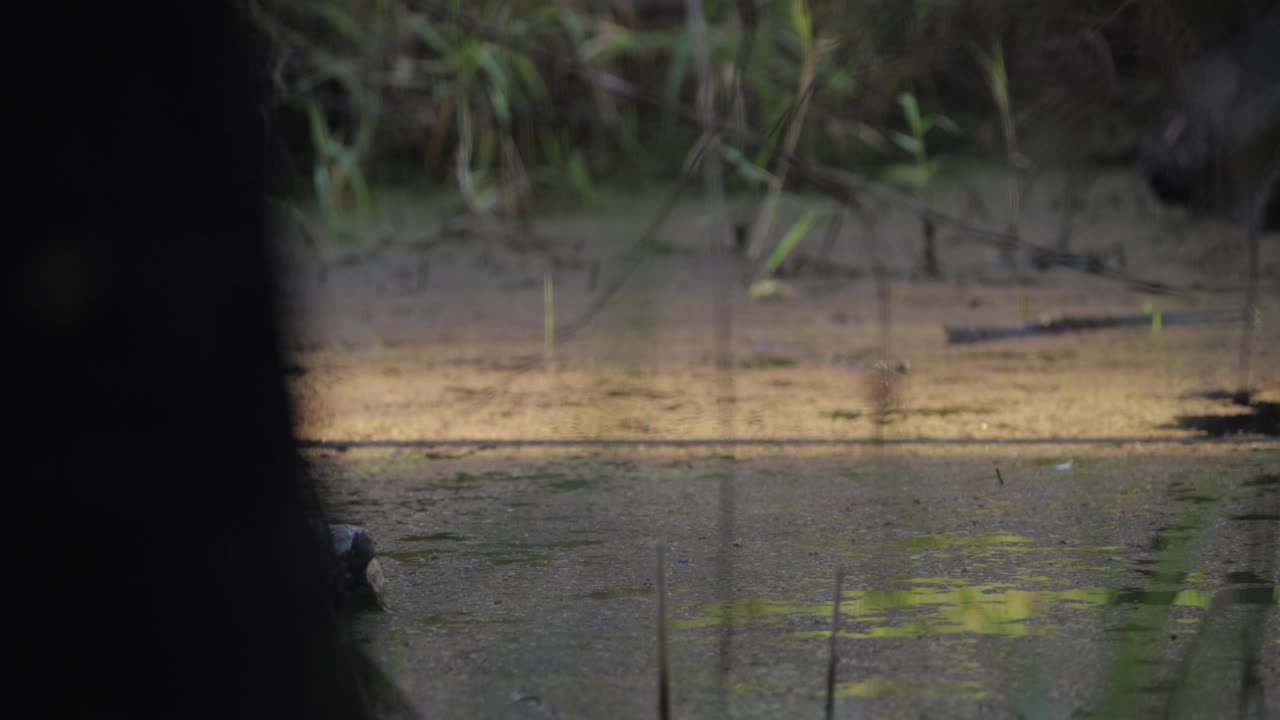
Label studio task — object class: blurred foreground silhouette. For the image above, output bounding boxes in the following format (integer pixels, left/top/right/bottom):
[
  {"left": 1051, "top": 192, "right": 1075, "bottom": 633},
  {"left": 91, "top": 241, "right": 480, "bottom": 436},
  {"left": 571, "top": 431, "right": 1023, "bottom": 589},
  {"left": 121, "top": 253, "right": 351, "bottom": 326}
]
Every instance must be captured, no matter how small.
[{"left": 11, "top": 4, "right": 389, "bottom": 718}]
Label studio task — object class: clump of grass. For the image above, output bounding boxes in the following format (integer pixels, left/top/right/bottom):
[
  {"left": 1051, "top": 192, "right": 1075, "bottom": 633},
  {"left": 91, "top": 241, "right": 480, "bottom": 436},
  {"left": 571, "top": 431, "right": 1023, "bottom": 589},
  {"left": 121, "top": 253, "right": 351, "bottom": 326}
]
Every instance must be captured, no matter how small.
[{"left": 1141, "top": 300, "right": 1163, "bottom": 333}]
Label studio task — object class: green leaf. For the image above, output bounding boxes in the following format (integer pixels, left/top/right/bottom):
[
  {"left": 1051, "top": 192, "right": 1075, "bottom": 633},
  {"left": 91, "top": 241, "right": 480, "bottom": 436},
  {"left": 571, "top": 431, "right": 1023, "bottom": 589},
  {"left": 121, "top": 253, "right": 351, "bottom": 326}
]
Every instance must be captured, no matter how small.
[
  {"left": 827, "top": 67, "right": 855, "bottom": 93},
  {"left": 538, "top": 129, "right": 563, "bottom": 166},
  {"left": 1142, "top": 301, "right": 1163, "bottom": 332},
  {"left": 290, "top": 96, "right": 331, "bottom": 154},
  {"left": 487, "top": 86, "right": 510, "bottom": 126},
  {"left": 721, "top": 144, "right": 772, "bottom": 185},
  {"left": 567, "top": 150, "right": 594, "bottom": 198},
  {"left": 852, "top": 123, "right": 889, "bottom": 152},
  {"left": 788, "top": 0, "right": 813, "bottom": 46},
  {"left": 316, "top": 3, "right": 367, "bottom": 47},
  {"left": 313, "top": 165, "right": 332, "bottom": 217},
  {"left": 549, "top": 7, "right": 586, "bottom": 50},
  {"left": 580, "top": 28, "right": 636, "bottom": 63},
  {"left": 927, "top": 155, "right": 966, "bottom": 179},
  {"left": 891, "top": 132, "right": 923, "bottom": 156},
  {"left": 761, "top": 208, "right": 826, "bottom": 278},
  {"left": 882, "top": 163, "right": 931, "bottom": 191},
  {"left": 511, "top": 54, "right": 548, "bottom": 100},
  {"left": 935, "top": 115, "right": 962, "bottom": 135},
  {"left": 472, "top": 45, "right": 510, "bottom": 92},
  {"left": 897, "top": 93, "right": 923, "bottom": 136},
  {"left": 336, "top": 150, "right": 371, "bottom": 217},
  {"left": 455, "top": 49, "right": 478, "bottom": 92},
  {"left": 664, "top": 37, "right": 692, "bottom": 107},
  {"left": 412, "top": 15, "right": 451, "bottom": 55},
  {"left": 312, "top": 165, "right": 359, "bottom": 244},
  {"left": 467, "top": 45, "right": 511, "bottom": 124}
]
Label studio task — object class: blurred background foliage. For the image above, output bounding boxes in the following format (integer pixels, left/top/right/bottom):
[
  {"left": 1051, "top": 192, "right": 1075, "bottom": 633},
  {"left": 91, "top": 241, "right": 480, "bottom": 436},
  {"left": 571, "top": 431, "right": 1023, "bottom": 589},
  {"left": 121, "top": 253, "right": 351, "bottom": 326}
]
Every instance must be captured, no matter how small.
[{"left": 251, "top": 0, "right": 1278, "bottom": 236}]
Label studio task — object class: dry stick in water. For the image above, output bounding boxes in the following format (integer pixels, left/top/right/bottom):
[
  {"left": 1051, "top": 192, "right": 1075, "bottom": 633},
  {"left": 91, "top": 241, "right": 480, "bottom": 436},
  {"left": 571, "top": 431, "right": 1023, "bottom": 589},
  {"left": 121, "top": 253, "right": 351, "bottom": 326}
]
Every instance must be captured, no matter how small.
[
  {"left": 824, "top": 568, "right": 845, "bottom": 720},
  {"left": 543, "top": 274, "right": 555, "bottom": 370},
  {"left": 656, "top": 544, "right": 671, "bottom": 720},
  {"left": 684, "top": 0, "right": 738, "bottom": 710}
]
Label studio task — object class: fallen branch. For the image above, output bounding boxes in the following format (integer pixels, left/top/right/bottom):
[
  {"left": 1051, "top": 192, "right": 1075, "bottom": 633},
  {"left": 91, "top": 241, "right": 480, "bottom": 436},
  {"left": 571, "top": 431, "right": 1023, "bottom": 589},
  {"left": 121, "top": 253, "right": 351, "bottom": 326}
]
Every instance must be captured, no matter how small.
[{"left": 944, "top": 308, "right": 1242, "bottom": 344}]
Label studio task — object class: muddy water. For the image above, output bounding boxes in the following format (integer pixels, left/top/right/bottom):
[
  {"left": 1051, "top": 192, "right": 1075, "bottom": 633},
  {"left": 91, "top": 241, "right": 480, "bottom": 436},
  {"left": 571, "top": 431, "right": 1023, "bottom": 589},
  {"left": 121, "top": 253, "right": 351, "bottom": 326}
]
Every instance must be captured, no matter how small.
[
  {"left": 286, "top": 193, "right": 1279, "bottom": 718},
  {"left": 305, "top": 446, "right": 1278, "bottom": 719}
]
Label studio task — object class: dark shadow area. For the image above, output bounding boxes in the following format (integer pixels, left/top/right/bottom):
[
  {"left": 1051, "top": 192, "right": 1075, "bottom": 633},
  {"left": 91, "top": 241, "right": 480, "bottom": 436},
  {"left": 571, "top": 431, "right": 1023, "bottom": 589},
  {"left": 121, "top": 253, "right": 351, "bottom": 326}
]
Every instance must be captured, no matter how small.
[
  {"left": 1177, "top": 397, "right": 1280, "bottom": 437},
  {"left": 1106, "top": 469, "right": 1279, "bottom": 717},
  {"left": 10, "top": 4, "right": 407, "bottom": 718}
]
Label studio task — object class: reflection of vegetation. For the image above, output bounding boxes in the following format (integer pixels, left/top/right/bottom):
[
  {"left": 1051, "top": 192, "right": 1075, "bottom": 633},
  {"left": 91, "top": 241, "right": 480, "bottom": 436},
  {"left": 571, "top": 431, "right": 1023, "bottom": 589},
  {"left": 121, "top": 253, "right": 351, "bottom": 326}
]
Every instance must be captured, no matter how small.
[
  {"left": 1093, "top": 484, "right": 1216, "bottom": 719},
  {"left": 677, "top": 576, "right": 1277, "bottom": 638},
  {"left": 674, "top": 579, "right": 1113, "bottom": 637}
]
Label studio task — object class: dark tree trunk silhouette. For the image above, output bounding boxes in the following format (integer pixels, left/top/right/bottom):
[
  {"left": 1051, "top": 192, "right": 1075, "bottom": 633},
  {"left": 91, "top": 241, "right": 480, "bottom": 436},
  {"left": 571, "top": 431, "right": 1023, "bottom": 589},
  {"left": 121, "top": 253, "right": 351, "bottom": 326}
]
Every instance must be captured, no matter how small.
[{"left": 11, "top": 3, "right": 384, "bottom": 718}]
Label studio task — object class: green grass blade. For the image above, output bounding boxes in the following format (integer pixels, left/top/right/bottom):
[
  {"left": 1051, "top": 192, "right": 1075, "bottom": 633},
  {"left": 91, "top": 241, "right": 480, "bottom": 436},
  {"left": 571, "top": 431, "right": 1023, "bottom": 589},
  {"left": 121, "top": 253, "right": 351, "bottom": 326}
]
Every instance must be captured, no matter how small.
[
  {"left": 315, "top": 3, "right": 367, "bottom": 47},
  {"left": 760, "top": 208, "right": 826, "bottom": 279}
]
